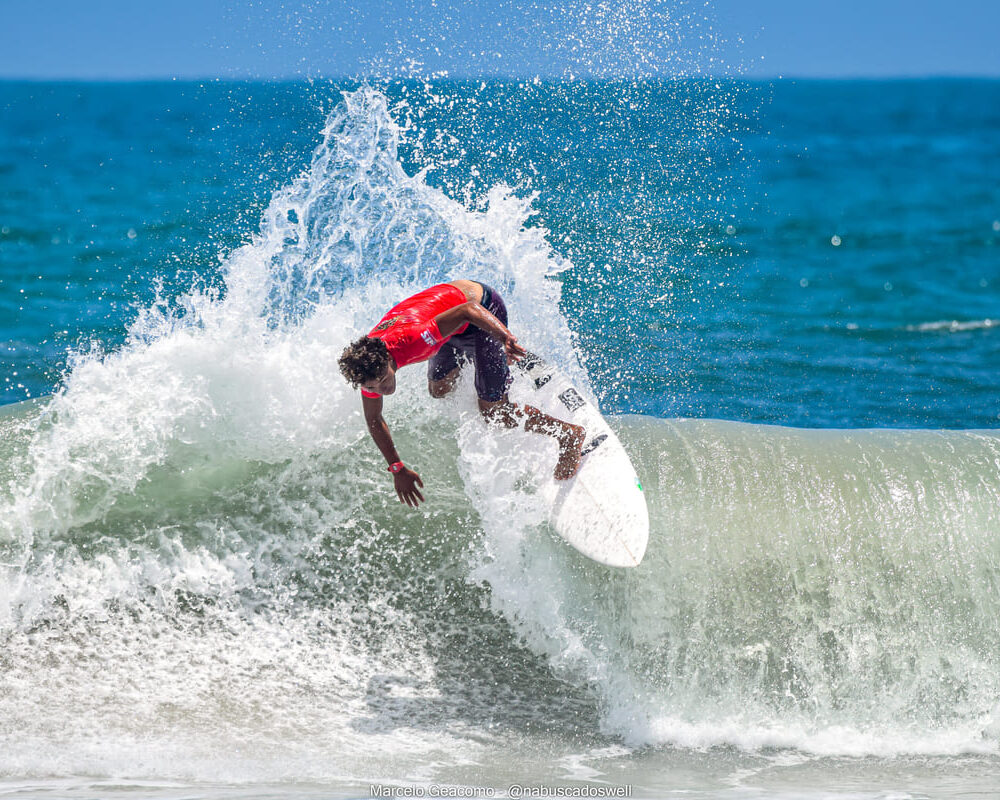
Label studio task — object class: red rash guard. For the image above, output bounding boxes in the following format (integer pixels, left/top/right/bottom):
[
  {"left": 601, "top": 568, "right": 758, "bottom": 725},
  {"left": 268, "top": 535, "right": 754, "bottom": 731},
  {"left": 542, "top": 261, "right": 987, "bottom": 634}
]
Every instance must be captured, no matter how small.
[{"left": 361, "top": 283, "right": 469, "bottom": 398}]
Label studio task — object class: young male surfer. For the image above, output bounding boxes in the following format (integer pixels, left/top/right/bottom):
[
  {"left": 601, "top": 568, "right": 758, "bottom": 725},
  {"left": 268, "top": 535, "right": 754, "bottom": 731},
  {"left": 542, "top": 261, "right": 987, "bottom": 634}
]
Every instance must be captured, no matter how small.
[{"left": 338, "top": 279, "right": 585, "bottom": 507}]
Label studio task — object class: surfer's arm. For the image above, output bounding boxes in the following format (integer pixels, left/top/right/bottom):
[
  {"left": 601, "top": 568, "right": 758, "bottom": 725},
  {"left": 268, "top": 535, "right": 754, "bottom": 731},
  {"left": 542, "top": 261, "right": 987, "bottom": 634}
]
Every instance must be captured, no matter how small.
[
  {"left": 435, "top": 302, "right": 526, "bottom": 362},
  {"left": 362, "top": 394, "right": 425, "bottom": 507}
]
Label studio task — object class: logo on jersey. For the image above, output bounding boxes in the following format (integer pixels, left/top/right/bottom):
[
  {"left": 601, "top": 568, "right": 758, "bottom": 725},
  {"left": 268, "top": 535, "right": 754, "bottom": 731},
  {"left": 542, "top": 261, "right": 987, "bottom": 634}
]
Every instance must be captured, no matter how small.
[
  {"left": 373, "top": 317, "right": 398, "bottom": 333},
  {"left": 421, "top": 329, "right": 437, "bottom": 346}
]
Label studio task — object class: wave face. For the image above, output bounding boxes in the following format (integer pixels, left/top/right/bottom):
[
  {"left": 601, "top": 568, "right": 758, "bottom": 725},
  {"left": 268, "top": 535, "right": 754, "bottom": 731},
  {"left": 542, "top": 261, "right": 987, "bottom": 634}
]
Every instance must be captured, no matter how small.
[
  {"left": 1, "top": 87, "right": 999, "bottom": 787},
  {"left": 605, "top": 418, "right": 1000, "bottom": 755}
]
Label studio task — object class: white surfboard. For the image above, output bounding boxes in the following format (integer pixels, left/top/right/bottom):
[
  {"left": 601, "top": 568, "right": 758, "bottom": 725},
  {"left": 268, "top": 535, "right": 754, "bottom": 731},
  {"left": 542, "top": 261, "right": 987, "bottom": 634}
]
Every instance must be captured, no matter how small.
[{"left": 511, "top": 352, "right": 649, "bottom": 568}]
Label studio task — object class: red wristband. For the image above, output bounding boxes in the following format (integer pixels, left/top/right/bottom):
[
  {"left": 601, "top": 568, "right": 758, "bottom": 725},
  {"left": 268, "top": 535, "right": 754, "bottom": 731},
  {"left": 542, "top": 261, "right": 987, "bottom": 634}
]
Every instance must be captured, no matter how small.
[{"left": 387, "top": 461, "right": 405, "bottom": 474}]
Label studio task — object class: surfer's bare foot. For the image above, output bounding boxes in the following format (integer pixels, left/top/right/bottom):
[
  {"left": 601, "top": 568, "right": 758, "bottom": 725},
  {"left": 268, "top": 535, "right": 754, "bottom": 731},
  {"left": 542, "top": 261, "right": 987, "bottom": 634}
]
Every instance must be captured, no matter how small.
[{"left": 555, "top": 423, "right": 585, "bottom": 480}]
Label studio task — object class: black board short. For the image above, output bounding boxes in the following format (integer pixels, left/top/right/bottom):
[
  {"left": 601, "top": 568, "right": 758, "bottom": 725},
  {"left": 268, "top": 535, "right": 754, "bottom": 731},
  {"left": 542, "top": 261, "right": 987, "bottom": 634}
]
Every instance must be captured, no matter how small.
[{"left": 427, "top": 282, "right": 512, "bottom": 402}]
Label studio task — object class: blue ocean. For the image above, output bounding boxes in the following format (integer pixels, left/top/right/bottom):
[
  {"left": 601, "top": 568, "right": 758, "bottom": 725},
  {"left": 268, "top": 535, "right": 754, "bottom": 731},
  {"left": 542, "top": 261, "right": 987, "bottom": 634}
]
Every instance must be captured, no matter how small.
[{"left": 1, "top": 77, "right": 1000, "bottom": 799}]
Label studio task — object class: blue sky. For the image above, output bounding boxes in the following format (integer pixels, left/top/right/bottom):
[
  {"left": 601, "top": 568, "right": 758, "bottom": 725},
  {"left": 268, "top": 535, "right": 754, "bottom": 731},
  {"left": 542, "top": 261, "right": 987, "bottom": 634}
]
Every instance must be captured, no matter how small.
[{"left": 1, "top": 0, "right": 997, "bottom": 80}]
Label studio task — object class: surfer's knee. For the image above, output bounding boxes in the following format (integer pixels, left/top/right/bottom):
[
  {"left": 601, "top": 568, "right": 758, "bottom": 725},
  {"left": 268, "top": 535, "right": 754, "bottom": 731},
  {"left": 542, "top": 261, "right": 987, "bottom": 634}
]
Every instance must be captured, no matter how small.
[
  {"left": 428, "top": 366, "right": 461, "bottom": 398},
  {"left": 428, "top": 379, "right": 453, "bottom": 398}
]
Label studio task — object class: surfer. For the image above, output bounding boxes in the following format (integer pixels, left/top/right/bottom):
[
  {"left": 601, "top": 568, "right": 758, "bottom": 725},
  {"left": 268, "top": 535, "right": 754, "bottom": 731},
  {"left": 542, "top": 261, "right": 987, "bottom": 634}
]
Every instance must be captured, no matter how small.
[{"left": 338, "top": 280, "right": 585, "bottom": 507}]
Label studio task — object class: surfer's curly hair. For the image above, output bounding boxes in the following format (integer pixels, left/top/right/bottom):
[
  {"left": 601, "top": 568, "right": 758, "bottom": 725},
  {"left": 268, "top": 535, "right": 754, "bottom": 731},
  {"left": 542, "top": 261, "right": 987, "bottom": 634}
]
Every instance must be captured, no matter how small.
[{"left": 339, "top": 336, "right": 391, "bottom": 387}]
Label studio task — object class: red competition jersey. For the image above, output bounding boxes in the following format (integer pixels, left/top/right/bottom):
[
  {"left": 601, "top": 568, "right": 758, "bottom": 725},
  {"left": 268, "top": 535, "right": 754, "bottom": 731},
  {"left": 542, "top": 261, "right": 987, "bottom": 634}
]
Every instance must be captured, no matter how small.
[{"left": 361, "top": 283, "right": 469, "bottom": 398}]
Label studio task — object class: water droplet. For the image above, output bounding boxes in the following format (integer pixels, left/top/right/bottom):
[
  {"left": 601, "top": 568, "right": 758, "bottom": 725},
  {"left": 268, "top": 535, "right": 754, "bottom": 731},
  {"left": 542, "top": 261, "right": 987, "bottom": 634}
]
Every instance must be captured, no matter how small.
[
  {"left": 127, "top": 228, "right": 137, "bottom": 239},
  {"left": 831, "top": 235, "right": 842, "bottom": 247},
  {"left": 799, "top": 278, "right": 809, "bottom": 288}
]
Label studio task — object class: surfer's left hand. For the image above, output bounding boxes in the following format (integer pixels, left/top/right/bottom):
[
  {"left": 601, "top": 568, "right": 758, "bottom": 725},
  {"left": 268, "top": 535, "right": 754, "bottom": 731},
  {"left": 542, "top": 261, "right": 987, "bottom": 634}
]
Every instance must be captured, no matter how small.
[{"left": 504, "top": 335, "right": 526, "bottom": 363}]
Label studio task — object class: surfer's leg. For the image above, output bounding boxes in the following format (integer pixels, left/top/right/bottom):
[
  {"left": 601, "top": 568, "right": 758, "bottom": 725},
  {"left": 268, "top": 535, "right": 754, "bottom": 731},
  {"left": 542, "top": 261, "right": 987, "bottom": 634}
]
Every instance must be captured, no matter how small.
[
  {"left": 469, "top": 285, "right": 583, "bottom": 479},
  {"left": 469, "top": 284, "right": 514, "bottom": 402},
  {"left": 478, "top": 397, "right": 585, "bottom": 480}
]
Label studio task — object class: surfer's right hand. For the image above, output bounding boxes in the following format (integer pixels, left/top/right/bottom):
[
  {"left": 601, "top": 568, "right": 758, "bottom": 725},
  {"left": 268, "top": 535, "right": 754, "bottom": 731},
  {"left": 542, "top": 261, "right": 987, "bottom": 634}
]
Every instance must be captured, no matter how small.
[
  {"left": 394, "top": 467, "right": 425, "bottom": 508},
  {"left": 504, "top": 334, "right": 526, "bottom": 363}
]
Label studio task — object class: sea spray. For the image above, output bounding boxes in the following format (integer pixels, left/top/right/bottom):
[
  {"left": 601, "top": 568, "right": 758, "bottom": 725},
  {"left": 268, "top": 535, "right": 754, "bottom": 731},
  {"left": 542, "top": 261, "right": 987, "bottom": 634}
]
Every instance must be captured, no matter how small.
[{"left": 0, "top": 85, "right": 593, "bottom": 781}]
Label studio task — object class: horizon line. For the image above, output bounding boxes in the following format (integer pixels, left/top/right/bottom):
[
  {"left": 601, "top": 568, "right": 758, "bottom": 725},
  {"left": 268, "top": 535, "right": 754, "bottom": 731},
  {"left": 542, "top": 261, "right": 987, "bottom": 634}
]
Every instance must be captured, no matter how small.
[{"left": 2, "top": 72, "right": 1000, "bottom": 83}]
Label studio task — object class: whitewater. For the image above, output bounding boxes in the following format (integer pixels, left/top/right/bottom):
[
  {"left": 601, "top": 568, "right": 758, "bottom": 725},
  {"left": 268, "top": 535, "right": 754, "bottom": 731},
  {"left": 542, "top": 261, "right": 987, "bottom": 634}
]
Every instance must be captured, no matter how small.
[{"left": 2, "top": 85, "right": 1000, "bottom": 798}]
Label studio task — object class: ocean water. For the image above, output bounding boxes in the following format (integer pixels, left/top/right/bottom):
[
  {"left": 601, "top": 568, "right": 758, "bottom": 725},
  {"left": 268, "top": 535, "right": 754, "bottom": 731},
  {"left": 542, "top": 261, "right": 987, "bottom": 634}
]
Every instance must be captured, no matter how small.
[{"left": 1, "top": 78, "right": 1000, "bottom": 799}]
